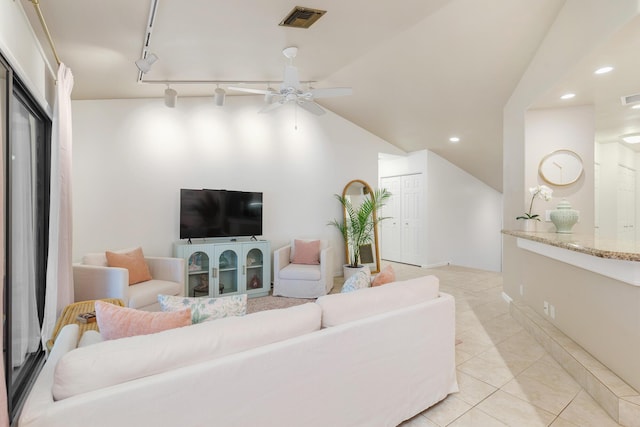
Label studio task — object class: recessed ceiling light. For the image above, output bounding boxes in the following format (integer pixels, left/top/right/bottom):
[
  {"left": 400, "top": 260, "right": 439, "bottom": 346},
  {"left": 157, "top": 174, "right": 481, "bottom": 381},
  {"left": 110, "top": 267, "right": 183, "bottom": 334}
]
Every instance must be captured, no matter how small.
[
  {"left": 449, "top": 137, "right": 460, "bottom": 143},
  {"left": 560, "top": 93, "right": 576, "bottom": 100},
  {"left": 621, "top": 133, "right": 640, "bottom": 144},
  {"left": 594, "top": 66, "right": 613, "bottom": 75}
]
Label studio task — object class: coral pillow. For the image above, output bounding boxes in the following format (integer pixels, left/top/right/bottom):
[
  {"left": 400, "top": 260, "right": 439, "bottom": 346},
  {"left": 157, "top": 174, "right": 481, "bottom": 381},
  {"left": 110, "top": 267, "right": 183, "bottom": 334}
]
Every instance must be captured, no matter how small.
[
  {"left": 372, "top": 265, "right": 396, "bottom": 287},
  {"left": 105, "top": 247, "right": 152, "bottom": 285},
  {"left": 291, "top": 239, "right": 320, "bottom": 265},
  {"left": 95, "top": 300, "right": 191, "bottom": 340}
]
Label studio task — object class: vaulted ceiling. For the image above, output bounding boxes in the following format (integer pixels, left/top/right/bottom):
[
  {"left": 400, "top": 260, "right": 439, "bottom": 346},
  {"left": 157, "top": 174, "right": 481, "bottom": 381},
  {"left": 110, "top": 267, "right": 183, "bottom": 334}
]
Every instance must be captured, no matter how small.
[{"left": 22, "top": 0, "right": 576, "bottom": 191}]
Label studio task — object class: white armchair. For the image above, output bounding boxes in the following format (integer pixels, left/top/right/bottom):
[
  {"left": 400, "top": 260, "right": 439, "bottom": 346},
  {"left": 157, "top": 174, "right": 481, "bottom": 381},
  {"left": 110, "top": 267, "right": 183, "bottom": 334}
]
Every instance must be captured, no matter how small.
[
  {"left": 73, "top": 250, "right": 185, "bottom": 311},
  {"left": 273, "top": 239, "right": 333, "bottom": 298}
]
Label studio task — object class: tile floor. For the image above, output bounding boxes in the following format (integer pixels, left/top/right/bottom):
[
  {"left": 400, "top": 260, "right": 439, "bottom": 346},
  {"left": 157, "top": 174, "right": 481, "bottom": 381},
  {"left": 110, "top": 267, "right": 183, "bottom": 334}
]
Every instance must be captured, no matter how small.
[{"left": 366, "top": 262, "right": 625, "bottom": 427}]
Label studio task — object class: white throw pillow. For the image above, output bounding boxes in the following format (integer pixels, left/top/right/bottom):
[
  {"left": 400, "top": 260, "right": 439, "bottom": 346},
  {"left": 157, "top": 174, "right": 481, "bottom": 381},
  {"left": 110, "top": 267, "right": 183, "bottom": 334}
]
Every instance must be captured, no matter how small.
[
  {"left": 341, "top": 271, "right": 370, "bottom": 293},
  {"left": 158, "top": 294, "right": 247, "bottom": 324}
]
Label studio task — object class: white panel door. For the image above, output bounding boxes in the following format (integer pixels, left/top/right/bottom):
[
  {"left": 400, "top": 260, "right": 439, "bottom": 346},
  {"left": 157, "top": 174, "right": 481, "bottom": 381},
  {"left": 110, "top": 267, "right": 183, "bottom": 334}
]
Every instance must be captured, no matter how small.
[
  {"left": 400, "top": 174, "right": 422, "bottom": 265},
  {"left": 380, "top": 176, "right": 402, "bottom": 262}
]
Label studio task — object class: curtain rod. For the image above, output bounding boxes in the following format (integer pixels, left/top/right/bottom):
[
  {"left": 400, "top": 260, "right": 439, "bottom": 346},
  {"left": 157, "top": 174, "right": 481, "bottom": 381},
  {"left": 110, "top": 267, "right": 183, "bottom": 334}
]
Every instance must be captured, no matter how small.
[{"left": 30, "top": 0, "right": 61, "bottom": 66}]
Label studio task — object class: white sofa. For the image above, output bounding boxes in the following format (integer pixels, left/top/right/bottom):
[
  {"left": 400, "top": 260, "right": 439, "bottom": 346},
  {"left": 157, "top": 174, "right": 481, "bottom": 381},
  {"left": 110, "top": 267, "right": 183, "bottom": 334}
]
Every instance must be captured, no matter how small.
[
  {"left": 19, "top": 275, "right": 458, "bottom": 427},
  {"left": 73, "top": 252, "right": 184, "bottom": 311},
  {"left": 273, "top": 240, "right": 333, "bottom": 298}
]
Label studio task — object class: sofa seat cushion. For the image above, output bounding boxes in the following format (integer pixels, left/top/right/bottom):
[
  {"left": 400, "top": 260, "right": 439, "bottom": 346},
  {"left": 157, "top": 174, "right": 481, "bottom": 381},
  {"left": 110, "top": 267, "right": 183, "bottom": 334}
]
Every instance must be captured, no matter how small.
[
  {"left": 279, "top": 263, "right": 321, "bottom": 281},
  {"left": 127, "top": 279, "right": 182, "bottom": 309},
  {"left": 316, "top": 275, "right": 440, "bottom": 327},
  {"left": 52, "top": 302, "right": 322, "bottom": 401}
]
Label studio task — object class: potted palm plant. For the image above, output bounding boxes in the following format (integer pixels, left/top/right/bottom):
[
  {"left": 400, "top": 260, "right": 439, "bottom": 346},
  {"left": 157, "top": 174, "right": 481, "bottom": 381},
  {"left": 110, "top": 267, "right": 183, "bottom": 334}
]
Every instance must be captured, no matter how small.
[{"left": 329, "top": 187, "right": 391, "bottom": 278}]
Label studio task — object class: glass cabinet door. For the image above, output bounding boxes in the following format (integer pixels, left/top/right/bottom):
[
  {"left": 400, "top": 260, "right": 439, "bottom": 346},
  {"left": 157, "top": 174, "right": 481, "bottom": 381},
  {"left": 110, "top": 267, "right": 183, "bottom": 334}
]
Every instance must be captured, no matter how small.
[
  {"left": 245, "top": 247, "right": 265, "bottom": 292},
  {"left": 217, "top": 249, "right": 238, "bottom": 295},
  {"left": 187, "top": 251, "right": 210, "bottom": 297}
]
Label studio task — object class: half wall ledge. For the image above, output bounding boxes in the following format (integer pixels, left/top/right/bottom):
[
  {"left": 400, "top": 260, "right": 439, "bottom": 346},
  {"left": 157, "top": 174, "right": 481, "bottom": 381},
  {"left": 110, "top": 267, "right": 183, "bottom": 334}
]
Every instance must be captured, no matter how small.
[{"left": 502, "top": 230, "right": 640, "bottom": 286}]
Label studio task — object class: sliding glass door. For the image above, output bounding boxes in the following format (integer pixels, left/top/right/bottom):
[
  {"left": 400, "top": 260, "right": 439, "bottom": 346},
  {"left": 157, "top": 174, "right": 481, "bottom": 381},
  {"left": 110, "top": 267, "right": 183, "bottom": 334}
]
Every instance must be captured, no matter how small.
[{"left": 1, "top": 54, "right": 51, "bottom": 421}]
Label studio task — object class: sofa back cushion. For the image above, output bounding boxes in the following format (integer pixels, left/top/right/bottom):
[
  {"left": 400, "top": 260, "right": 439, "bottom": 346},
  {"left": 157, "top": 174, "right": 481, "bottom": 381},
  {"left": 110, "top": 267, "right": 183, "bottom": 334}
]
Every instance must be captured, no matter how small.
[
  {"left": 82, "top": 247, "right": 140, "bottom": 267},
  {"left": 316, "top": 275, "right": 440, "bottom": 327},
  {"left": 52, "top": 302, "right": 321, "bottom": 400}
]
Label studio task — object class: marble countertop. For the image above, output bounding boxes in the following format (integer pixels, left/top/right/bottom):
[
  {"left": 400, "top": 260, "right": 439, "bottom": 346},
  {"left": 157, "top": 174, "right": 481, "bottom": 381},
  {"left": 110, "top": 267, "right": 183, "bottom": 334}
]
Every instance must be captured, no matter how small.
[{"left": 502, "top": 230, "right": 640, "bottom": 262}]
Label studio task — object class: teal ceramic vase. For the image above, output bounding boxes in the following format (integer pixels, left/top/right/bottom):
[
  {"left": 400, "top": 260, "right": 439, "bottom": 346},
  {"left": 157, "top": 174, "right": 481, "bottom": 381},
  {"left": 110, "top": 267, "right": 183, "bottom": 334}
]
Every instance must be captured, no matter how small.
[{"left": 550, "top": 199, "right": 579, "bottom": 234}]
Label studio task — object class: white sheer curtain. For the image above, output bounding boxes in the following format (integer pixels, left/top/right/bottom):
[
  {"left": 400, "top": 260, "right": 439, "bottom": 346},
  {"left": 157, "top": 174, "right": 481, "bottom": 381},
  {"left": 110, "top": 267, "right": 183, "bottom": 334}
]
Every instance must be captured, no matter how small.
[
  {"left": 10, "top": 98, "right": 40, "bottom": 366},
  {"left": 42, "top": 63, "right": 74, "bottom": 348}
]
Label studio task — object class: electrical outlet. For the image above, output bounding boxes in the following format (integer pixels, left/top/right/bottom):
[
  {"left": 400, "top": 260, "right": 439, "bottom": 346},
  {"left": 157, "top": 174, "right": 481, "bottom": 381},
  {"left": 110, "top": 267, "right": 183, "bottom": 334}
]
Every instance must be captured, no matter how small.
[
  {"left": 519, "top": 284, "right": 524, "bottom": 296},
  {"left": 550, "top": 304, "right": 556, "bottom": 319},
  {"left": 543, "top": 301, "right": 549, "bottom": 316},
  {"left": 545, "top": 210, "right": 552, "bottom": 222}
]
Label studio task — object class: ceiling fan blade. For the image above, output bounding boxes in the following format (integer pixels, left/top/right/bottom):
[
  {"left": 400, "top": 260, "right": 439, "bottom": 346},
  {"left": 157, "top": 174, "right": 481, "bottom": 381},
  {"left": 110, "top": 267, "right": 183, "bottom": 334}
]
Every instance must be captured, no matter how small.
[
  {"left": 282, "top": 65, "right": 301, "bottom": 89},
  {"left": 297, "top": 100, "right": 326, "bottom": 116},
  {"left": 258, "top": 101, "right": 285, "bottom": 114},
  {"left": 228, "top": 86, "right": 272, "bottom": 95},
  {"left": 308, "top": 87, "right": 353, "bottom": 98}
]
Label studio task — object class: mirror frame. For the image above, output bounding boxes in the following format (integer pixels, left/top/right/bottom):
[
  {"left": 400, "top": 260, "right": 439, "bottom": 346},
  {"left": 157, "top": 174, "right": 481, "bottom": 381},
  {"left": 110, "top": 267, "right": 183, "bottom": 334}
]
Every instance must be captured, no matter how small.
[{"left": 342, "top": 179, "right": 382, "bottom": 274}]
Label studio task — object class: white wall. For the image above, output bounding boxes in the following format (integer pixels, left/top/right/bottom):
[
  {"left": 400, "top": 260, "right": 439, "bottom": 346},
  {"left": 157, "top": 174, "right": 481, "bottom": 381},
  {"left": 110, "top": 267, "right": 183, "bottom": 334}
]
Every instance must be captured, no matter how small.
[
  {"left": 525, "top": 106, "right": 595, "bottom": 234},
  {"left": 72, "top": 96, "right": 405, "bottom": 276},
  {"left": 379, "top": 150, "right": 503, "bottom": 272},
  {"left": 502, "top": 0, "right": 640, "bottom": 393},
  {"left": 426, "top": 151, "right": 502, "bottom": 271},
  {"left": 503, "top": 0, "right": 640, "bottom": 300}
]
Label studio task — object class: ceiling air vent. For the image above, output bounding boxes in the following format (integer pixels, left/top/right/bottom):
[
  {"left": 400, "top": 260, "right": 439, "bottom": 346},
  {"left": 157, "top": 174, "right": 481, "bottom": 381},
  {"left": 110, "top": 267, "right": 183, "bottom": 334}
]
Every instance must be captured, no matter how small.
[
  {"left": 279, "top": 6, "right": 326, "bottom": 29},
  {"left": 621, "top": 93, "right": 640, "bottom": 105}
]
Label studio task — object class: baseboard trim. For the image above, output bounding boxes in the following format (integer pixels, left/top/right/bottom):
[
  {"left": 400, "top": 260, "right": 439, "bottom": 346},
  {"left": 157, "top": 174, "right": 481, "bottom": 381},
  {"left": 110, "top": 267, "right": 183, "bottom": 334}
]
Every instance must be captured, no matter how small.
[
  {"left": 509, "top": 300, "right": 640, "bottom": 425},
  {"left": 501, "top": 292, "right": 513, "bottom": 304},
  {"left": 419, "top": 261, "right": 451, "bottom": 269}
]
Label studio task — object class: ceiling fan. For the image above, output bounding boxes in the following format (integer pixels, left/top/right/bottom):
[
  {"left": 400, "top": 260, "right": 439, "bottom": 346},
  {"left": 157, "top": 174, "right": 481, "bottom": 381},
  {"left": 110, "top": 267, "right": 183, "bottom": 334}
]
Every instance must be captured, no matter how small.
[{"left": 229, "top": 47, "right": 352, "bottom": 116}]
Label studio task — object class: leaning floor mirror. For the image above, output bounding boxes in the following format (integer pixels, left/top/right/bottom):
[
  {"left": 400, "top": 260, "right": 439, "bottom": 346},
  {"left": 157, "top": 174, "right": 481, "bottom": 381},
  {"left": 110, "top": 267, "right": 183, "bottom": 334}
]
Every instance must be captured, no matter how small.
[{"left": 340, "top": 179, "right": 383, "bottom": 274}]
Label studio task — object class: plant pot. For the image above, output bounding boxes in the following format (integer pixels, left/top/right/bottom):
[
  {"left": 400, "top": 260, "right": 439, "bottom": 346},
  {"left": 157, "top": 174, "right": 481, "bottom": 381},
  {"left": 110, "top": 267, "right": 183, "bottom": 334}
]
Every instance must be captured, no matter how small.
[
  {"left": 521, "top": 219, "right": 537, "bottom": 232},
  {"left": 343, "top": 264, "right": 370, "bottom": 281}
]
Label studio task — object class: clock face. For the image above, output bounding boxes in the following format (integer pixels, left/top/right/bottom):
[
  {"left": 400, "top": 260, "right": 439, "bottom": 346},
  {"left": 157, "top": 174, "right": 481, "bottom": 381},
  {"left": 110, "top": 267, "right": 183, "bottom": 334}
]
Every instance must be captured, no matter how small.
[{"left": 539, "top": 150, "right": 584, "bottom": 186}]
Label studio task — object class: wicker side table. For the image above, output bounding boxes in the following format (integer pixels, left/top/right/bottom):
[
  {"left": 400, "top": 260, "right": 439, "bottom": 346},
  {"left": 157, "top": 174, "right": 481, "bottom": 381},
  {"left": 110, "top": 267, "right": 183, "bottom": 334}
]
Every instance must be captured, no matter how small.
[{"left": 46, "top": 298, "right": 125, "bottom": 350}]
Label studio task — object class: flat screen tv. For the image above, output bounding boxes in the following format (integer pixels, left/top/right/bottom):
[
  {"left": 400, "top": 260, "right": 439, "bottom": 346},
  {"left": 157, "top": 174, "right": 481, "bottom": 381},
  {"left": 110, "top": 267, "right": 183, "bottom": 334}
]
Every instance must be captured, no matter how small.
[{"left": 180, "top": 189, "right": 263, "bottom": 239}]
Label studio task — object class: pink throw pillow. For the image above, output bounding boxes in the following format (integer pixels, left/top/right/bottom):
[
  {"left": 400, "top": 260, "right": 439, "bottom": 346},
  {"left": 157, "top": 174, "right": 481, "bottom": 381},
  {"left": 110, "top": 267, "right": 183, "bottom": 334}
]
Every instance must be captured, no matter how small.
[
  {"left": 291, "top": 239, "right": 321, "bottom": 265},
  {"left": 95, "top": 300, "right": 191, "bottom": 340},
  {"left": 105, "top": 247, "right": 153, "bottom": 285},
  {"left": 372, "top": 265, "right": 395, "bottom": 287}
]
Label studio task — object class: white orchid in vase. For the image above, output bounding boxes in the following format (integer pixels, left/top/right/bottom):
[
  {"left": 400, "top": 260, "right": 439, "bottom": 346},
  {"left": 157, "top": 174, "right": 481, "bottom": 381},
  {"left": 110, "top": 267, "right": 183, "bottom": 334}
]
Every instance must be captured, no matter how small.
[{"left": 516, "top": 185, "right": 553, "bottom": 221}]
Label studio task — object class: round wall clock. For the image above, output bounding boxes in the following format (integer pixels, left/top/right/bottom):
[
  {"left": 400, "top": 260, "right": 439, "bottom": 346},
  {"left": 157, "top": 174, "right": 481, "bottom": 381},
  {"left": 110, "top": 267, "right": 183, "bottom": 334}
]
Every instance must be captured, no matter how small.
[{"left": 538, "top": 149, "right": 584, "bottom": 186}]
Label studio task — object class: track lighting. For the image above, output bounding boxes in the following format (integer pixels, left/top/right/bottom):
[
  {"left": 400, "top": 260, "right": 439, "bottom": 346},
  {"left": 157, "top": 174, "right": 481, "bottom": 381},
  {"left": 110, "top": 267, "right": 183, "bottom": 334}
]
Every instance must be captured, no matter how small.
[
  {"left": 135, "top": 53, "right": 158, "bottom": 73},
  {"left": 214, "top": 86, "right": 226, "bottom": 106},
  {"left": 164, "top": 86, "right": 177, "bottom": 108}
]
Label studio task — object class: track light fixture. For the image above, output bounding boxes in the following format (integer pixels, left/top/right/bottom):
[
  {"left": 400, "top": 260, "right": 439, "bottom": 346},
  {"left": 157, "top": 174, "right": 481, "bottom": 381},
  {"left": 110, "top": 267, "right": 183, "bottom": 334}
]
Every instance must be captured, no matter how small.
[
  {"left": 164, "top": 86, "right": 177, "bottom": 108},
  {"left": 135, "top": 53, "right": 158, "bottom": 73},
  {"left": 214, "top": 85, "right": 226, "bottom": 107}
]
